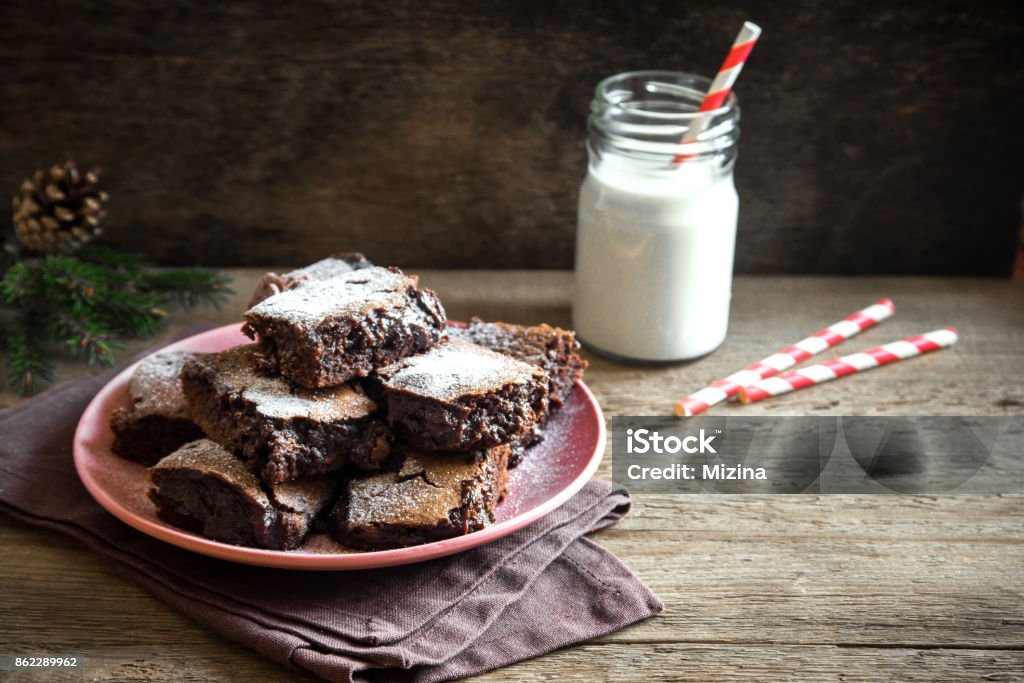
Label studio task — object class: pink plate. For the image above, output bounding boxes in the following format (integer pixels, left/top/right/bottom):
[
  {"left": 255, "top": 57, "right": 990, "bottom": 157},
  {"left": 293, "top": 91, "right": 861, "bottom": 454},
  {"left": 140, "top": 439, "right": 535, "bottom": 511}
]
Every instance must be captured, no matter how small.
[{"left": 73, "top": 323, "right": 605, "bottom": 570}]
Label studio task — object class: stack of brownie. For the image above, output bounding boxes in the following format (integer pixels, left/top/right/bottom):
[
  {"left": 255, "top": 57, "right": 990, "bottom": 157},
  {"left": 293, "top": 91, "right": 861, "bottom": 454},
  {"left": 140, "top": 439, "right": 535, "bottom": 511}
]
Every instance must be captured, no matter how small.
[{"left": 110, "top": 253, "right": 587, "bottom": 551}]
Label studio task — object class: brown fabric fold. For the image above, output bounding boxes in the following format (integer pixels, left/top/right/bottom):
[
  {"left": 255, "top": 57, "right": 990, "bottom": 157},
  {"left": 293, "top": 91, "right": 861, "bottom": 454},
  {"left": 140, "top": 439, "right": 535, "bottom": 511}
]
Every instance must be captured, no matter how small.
[{"left": 0, "top": 336, "right": 662, "bottom": 682}]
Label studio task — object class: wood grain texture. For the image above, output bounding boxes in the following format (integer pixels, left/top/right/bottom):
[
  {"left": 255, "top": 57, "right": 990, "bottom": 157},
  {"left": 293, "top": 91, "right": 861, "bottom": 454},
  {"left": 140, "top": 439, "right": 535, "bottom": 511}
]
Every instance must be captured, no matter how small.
[
  {"left": 1, "top": 270, "right": 1022, "bottom": 681},
  {"left": 1, "top": 2, "right": 1022, "bottom": 274}
]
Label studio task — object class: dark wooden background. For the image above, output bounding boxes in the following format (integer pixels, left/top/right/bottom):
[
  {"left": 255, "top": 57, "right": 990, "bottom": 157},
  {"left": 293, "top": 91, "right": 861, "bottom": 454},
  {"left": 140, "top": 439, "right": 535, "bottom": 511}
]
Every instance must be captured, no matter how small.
[{"left": 1, "top": 0, "right": 1022, "bottom": 274}]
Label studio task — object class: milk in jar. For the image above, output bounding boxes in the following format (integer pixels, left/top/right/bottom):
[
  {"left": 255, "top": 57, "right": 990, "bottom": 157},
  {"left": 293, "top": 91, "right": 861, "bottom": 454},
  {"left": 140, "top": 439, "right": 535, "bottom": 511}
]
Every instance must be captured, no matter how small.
[{"left": 573, "top": 71, "right": 741, "bottom": 362}]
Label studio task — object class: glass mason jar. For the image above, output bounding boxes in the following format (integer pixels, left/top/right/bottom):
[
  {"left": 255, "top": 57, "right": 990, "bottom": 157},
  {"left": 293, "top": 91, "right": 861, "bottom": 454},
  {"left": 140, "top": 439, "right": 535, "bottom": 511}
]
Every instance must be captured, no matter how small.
[{"left": 573, "top": 71, "right": 740, "bottom": 362}]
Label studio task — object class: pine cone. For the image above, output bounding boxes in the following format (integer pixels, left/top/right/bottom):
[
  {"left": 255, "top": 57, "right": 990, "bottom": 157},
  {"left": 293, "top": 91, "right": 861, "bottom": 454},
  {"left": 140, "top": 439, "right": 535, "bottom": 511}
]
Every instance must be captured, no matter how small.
[{"left": 12, "top": 160, "right": 108, "bottom": 254}]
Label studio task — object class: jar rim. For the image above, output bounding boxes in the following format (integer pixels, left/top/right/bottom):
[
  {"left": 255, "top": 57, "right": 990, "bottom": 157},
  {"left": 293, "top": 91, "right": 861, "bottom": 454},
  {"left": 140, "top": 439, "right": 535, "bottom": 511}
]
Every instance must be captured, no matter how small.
[
  {"left": 593, "top": 70, "right": 738, "bottom": 121},
  {"left": 587, "top": 70, "right": 739, "bottom": 165}
]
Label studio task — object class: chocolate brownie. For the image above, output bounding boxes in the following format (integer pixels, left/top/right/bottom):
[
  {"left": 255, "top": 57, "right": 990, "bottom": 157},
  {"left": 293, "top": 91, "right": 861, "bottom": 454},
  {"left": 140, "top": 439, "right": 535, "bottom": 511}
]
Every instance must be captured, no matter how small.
[
  {"left": 450, "top": 319, "right": 588, "bottom": 466},
  {"left": 247, "top": 252, "right": 374, "bottom": 307},
  {"left": 506, "top": 429, "right": 541, "bottom": 469},
  {"left": 332, "top": 444, "right": 510, "bottom": 550},
  {"left": 149, "top": 439, "right": 336, "bottom": 550},
  {"left": 243, "top": 266, "right": 447, "bottom": 388},
  {"left": 376, "top": 338, "right": 549, "bottom": 451},
  {"left": 450, "top": 318, "right": 587, "bottom": 412},
  {"left": 110, "top": 351, "right": 204, "bottom": 465},
  {"left": 181, "top": 345, "right": 390, "bottom": 484}
]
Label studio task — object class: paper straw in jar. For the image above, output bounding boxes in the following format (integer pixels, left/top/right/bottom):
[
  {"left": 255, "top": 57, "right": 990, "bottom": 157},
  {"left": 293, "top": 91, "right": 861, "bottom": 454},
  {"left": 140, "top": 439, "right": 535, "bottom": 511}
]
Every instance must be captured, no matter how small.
[
  {"left": 674, "top": 298, "right": 895, "bottom": 416},
  {"left": 671, "top": 21, "right": 762, "bottom": 165},
  {"left": 737, "top": 327, "right": 958, "bottom": 404}
]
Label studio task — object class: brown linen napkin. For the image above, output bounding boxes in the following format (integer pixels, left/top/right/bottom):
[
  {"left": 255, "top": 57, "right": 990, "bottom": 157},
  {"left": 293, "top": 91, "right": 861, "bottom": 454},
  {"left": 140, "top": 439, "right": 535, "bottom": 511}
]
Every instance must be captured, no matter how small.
[{"left": 0, "top": 338, "right": 662, "bottom": 683}]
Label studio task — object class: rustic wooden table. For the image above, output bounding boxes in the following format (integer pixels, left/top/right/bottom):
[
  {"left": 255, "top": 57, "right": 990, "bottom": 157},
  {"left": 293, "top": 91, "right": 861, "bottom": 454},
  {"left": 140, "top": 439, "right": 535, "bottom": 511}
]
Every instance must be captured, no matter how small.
[{"left": 2, "top": 271, "right": 1023, "bottom": 682}]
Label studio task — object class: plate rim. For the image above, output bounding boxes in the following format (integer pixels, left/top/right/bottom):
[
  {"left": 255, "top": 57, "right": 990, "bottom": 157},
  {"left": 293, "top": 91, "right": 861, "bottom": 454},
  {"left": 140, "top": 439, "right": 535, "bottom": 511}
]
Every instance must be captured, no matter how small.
[{"left": 73, "top": 322, "right": 606, "bottom": 571}]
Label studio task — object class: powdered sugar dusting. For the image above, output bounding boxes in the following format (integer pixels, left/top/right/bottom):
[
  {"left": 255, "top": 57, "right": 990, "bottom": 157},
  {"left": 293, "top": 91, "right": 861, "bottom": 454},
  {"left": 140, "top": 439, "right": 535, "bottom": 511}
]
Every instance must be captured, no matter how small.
[
  {"left": 153, "top": 438, "right": 267, "bottom": 505},
  {"left": 347, "top": 474, "right": 462, "bottom": 527},
  {"left": 209, "top": 346, "right": 377, "bottom": 421},
  {"left": 290, "top": 256, "right": 361, "bottom": 282},
  {"left": 268, "top": 476, "right": 335, "bottom": 514},
  {"left": 129, "top": 351, "right": 194, "bottom": 420},
  {"left": 245, "top": 266, "right": 409, "bottom": 323},
  {"left": 380, "top": 339, "right": 539, "bottom": 402},
  {"left": 345, "top": 449, "right": 487, "bottom": 527}
]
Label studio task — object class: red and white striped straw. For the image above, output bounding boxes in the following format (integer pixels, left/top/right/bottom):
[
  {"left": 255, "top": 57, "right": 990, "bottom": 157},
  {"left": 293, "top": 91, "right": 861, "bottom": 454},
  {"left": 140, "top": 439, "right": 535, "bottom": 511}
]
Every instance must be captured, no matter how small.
[
  {"left": 671, "top": 21, "right": 762, "bottom": 164},
  {"left": 738, "top": 327, "right": 958, "bottom": 404},
  {"left": 674, "top": 298, "right": 895, "bottom": 416}
]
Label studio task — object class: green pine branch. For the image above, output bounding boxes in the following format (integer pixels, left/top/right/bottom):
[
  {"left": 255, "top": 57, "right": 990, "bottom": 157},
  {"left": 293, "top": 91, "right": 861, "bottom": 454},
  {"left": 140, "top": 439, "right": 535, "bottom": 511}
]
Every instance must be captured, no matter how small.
[
  {"left": 140, "top": 268, "right": 232, "bottom": 310},
  {"left": 1, "top": 260, "right": 45, "bottom": 303},
  {"left": 52, "top": 314, "right": 123, "bottom": 366},
  {"left": 4, "top": 311, "right": 53, "bottom": 396},
  {"left": 1, "top": 242, "right": 234, "bottom": 396},
  {"left": 40, "top": 255, "right": 167, "bottom": 338}
]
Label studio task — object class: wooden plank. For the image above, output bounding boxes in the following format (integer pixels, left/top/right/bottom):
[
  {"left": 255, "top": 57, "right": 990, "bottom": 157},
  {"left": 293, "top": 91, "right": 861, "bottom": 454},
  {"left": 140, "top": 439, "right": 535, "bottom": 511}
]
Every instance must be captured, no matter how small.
[
  {"left": 4, "top": 642, "right": 1021, "bottom": 683},
  {"left": 472, "top": 644, "right": 1024, "bottom": 682},
  {"left": 621, "top": 494, "right": 1024, "bottom": 541},
  {"left": 1, "top": 499, "right": 1020, "bottom": 652},
  {"left": 593, "top": 535, "right": 1024, "bottom": 648},
  {"left": 1, "top": 529, "right": 1021, "bottom": 681},
  {"left": 1, "top": 645, "right": 307, "bottom": 683},
  {"left": 0, "top": 2, "right": 1021, "bottom": 273}
]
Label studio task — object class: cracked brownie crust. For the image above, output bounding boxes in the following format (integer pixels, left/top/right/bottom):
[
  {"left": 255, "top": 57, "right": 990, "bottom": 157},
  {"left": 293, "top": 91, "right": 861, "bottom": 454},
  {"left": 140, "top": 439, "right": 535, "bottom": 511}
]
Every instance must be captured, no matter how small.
[
  {"left": 181, "top": 345, "right": 390, "bottom": 484},
  {"left": 450, "top": 319, "right": 587, "bottom": 466},
  {"left": 376, "top": 339, "right": 549, "bottom": 451},
  {"left": 110, "top": 351, "right": 204, "bottom": 465},
  {"left": 332, "top": 444, "right": 510, "bottom": 550},
  {"left": 149, "top": 439, "right": 336, "bottom": 550},
  {"left": 450, "top": 318, "right": 587, "bottom": 412},
  {"left": 243, "top": 266, "right": 447, "bottom": 388},
  {"left": 247, "top": 252, "right": 374, "bottom": 307}
]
